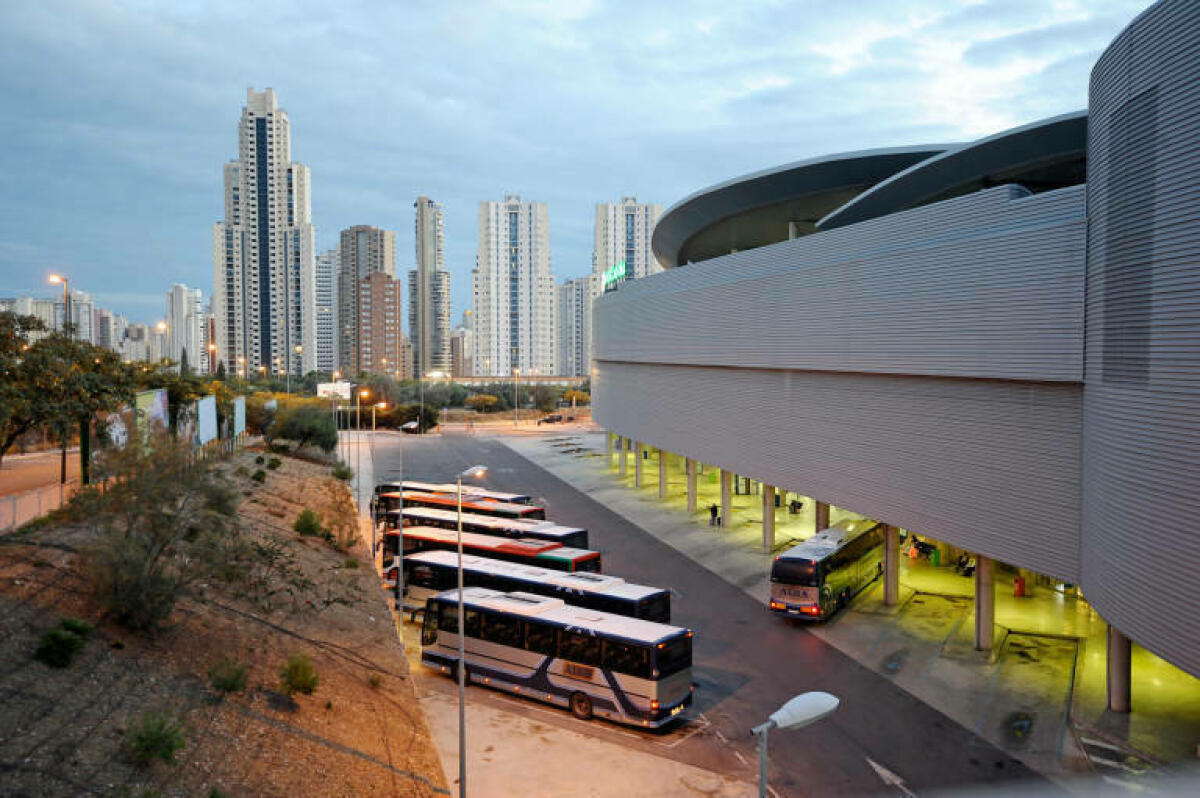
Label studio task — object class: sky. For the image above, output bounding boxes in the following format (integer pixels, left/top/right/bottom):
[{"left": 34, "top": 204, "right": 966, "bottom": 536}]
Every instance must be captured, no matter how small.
[{"left": 0, "top": 0, "right": 1154, "bottom": 326}]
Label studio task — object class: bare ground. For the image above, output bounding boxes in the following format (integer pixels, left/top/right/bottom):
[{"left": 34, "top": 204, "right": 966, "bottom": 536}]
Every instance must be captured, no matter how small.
[{"left": 0, "top": 451, "right": 448, "bottom": 797}]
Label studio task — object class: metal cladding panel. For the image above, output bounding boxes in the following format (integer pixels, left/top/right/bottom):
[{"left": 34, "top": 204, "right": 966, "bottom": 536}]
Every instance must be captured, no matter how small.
[
  {"left": 1083, "top": 0, "right": 1200, "bottom": 676},
  {"left": 594, "top": 361, "right": 1082, "bottom": 581},
  {"left": 596, "top": 185, "right": 1085, "bottom": 383}
]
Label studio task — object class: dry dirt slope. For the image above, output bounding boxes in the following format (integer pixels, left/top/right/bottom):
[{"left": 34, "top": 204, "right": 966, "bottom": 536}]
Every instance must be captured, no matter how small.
[{"left": 0, "top": 451, "right": 447, "bottom": 797}]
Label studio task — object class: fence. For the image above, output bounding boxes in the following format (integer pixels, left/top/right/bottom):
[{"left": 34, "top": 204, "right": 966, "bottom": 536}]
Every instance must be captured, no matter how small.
[{"left": 1, "top": 480, "right": 81, "bottom": 532}]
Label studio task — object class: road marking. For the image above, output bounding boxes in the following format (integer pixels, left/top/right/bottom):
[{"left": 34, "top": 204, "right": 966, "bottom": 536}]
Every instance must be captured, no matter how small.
[
  {"left": 733, "top": 750, "right": 748, "bottom": 766},
  {"left": 866, "top": 757, "right": 917, "bottom": 797},
  {"left": 1079, "top": 736, "right": 1126, "bottom": 753}
]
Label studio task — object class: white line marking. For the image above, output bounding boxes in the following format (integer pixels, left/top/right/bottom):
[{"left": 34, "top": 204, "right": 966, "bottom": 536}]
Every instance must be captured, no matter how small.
[
  {"left": 1090, "top": 755, "right": 1147, "bottom": 774},
  {"left": 733, "top": 750, "right": 748, "bottom": 766},
  {"left": 1080, "top": 737, "right": 1127, "bottom": 754}
]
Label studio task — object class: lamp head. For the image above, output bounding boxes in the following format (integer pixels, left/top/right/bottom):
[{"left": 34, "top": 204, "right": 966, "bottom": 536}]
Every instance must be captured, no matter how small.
[
  {"left": 769, "top": 692, "right": 839, "bottom": 731},
  {"left": 48, "top": 274, "right": 64, "bottom": 285},
  {"left": 459, "top": 465, "right": 488, "bottom": 480}
]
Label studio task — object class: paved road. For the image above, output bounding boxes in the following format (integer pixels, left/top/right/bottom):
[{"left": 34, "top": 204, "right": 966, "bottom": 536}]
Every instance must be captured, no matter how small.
[
  {"left": 374, "top": 430, "right": 1048, "bottom": 796},
  {"left": 0, "top": 450, "right": 78, "bottom": 497}
]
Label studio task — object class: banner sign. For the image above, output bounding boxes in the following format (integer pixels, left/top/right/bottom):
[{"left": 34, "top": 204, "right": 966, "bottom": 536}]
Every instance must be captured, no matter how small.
[
  {"left": 196, "top": 395, "right": 218, "bottom": 445},
  {"left": 134, "top": 389, "right": 169, "bottom": 435},
  {"left": 317, "top": 381, "right": 352, "bottom": 400},
  {"left": 232, "top": 396, "right": 246, "bottom": 436}
]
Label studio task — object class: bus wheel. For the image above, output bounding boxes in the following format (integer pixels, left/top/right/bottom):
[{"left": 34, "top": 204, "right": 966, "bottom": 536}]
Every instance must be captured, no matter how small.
[{"left": 569, "top": 692, "right": 593, "bottom": 720}]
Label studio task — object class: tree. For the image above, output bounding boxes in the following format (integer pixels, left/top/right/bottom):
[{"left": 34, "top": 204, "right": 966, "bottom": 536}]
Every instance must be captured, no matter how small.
[
  {"left": 465, "top": 394, "right": 500, "bottom": 413},
  {"left": 215, "top": 360, "right": 227, "bottom": 380},
  {"left": 563, "top": 389, "right": 590, "bottom": 406},
  {"left": 273, "top": 402, "right": 337, "bottom": 452},
  {"left": 532, "top": 385, "right": 559, "bottom": 413},
  {"left": 0, "top": 312, "right": 45, "bottom": 467}
]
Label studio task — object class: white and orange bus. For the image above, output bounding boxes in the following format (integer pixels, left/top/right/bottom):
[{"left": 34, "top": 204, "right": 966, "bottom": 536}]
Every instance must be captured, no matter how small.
[
  {"left": 384, "top": 506, "right": 589, "bottom": 549},
  {"left": 383, "top": 526, "right": 602, "bottom": 573}
]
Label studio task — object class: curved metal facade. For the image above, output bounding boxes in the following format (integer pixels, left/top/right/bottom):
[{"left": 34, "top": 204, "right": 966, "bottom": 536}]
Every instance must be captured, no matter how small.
[{"left": 1081, "top": 0, "right": 1200, "bottom": 677}]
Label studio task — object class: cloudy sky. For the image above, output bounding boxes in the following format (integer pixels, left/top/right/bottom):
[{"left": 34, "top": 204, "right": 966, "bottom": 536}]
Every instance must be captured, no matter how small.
[{"left": 0, "top": 0, "right": 1152, "bottom": 325}]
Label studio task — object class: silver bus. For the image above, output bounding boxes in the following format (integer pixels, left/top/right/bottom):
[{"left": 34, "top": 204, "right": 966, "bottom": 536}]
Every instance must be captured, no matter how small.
[
  {"left": 385, "top": 505, "right": 589, "bottom": 549},
  {"left": 421, "top": 588, "right": 694, "bottom": 728},
  {"left": 769, "top": 518, "right": 885, "bottom": 620},
  {"left": 403, "top": 550, "right": 671, "bottom": 621}
]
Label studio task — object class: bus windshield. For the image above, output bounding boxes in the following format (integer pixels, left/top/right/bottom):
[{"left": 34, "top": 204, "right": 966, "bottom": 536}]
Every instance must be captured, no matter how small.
[
  {"left": 638, "top": 593, "right": 671, "bottom": 624},
  {"left": 656, "top": 634, "right": 692, "bottom": 678},
  {"left": 771, "top": 558, "right": 820, "bottom": 586}
]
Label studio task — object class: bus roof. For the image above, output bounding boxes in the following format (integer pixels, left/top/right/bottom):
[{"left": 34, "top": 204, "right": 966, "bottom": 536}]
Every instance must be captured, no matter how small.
[
  {"left": 390, "top": 506, "right": 585, "bottom": 537},
  {"left": 777, "top": 519, "right": 882, "bottom": 562},
  {"left": 438, "top": 587, "right": 690, "bottom": 644},
  {"left": 396, "top": 526, "right": 563, "bottom": 554},
  {"left": 535, "top": 546, "right": 600, "bottom": 562},
  {"left": 388, "top": 491, "right": 542, "bottom": 513},
  {"left": 407, "top": 551, "right": 659, "bottom": 599},
  {"left": 378, "top": 480, "right": 532, "bottom": 504}
]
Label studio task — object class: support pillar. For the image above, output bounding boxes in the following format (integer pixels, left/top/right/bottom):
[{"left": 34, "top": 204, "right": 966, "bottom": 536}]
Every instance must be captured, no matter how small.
[
  {"left": 658, "top": 449, "right": 668, "bottom": 499},
  {"left": 634, "top": 442, "right": 644, "bottom": 487},
  {"left": 884, "top": 525, "right": 900, "bottom": 606},
  {"left": 606, "top": 432, "right": 613, "bottom": 462},
  {"left": 974, "top": 555, "right": 994, "bottom": 651},
  {"left": 720, "top": 470, "right": 732, "bottom": 530},
  {"left": 686, "top": 458, "right": 697, "bottom": 514},
  {"left": 761, "top": 485, "right": 775, "bottom": 552},
  {"left": 815, "top": 501, "right": 830, "bottom": 532},
  {"left": 1107, "top": 625, "right": 1132, "bottom": 713},
  {"left": 619, "top": 437, "right": 627, "bottom": 476}
]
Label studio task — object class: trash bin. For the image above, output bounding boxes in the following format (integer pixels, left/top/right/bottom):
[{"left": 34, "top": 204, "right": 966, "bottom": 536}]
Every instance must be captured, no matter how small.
[
  {"left": 774, "top": 494, "right": 781, "bottom": 507},
  {"left": 1014, "top": 576, "right": 1026, "bottom": 598},
  {"left": 931, "top": 549, "right": 941, "bottom": 567}
]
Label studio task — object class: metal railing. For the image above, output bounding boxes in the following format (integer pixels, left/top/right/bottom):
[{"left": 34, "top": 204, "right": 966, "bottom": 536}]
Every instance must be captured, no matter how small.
[{"left": 1, "top": 480, "right": 81, "bottom": 532}]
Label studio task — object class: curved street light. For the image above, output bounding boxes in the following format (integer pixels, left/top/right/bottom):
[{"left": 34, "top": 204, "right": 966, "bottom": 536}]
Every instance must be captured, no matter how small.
[
  {"left": 751, "top": 692, "right": 840, "bottom": 797},
  {"left": 455, "top": 464, "right": 488, "bottom": 798}
]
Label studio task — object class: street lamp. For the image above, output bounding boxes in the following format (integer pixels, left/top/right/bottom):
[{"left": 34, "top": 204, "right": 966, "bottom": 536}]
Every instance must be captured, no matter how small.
[
  {"left": 290, "top": 344, "right": 302, "bottom": 393},
  {"left": 356, "top": 388, "right": 369, "bottom": 511},
  {"left": 424, "top": 371, "right": 446, "bottom": 435},
  {"left": 48, "top": 274, "right": 70, "bottom": 337},
  {"left": 455, "top": 464, "right": 488, "bottom": 798},
  {"left": 237, "top": 356, "right": 246, "bottom": 379},
  {"left": 750, "top": 692, "right": 840, "bottom": 798},
  {"left": 513, "top": 368, "right": 521, "bottom": 427}
]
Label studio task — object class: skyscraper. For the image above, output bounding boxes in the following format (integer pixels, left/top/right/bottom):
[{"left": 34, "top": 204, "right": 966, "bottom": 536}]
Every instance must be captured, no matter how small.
[
  {"left": 165, "top": 284, "right": 205, "bottom": 373},
  {"left": 593, "top": 197, "right": 662, "bottom": 287},
  {"left": 556, "top": 274, "right": 599, "bottom": 377},
  {"left": 54, "top": 290, "right": 94, "bottom": 343},
  {"left": 337, "top": 225, "right": 396, "bottom": 375},
  {"left": 315, "top": 248, "right": 339, "bottom": 373},
  {"left": 472, "top": 195, "right": 556, "bottom": 377},
  {"left": 357, "top": 272, "right": 405, "bottom": 380},
  {"left": 409, "top": 196, "right": 452, "bottom": 378},
  {"left": 212, "top": 87, "right": 316, "bottom": 377}
]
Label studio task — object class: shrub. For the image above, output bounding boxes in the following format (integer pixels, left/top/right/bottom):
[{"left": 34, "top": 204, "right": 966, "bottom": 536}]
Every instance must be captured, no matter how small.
[
  {"left": 209, "top": 789, "right": 229, "bottom": 798},
  {"left": 59, "top": 617, "right": 93, "bottom": 637},
  {"left": 35, "top": 627, "right": 85, "bottom": 668},
  {"left": 368, "top": 673, "right": 382, "bottom": 689},
  {"left": 234, "top": 465, "right": 248, "bottom": 477},
  {"left": 125, "top": 709, "right": 186, "bottom": 765},
  {"left": 208, "top": 658, "right": 248, "bottom": 694},
  {"left": 267, "top": 457, "right": 282, "bottom": 470},
  {"left": 331, "top": 463, "right": 353, "bottom": 481},
  {"left": 293, "top": 509, "right": 325, "bottom": 537},
  {"left": 279, "top": 654, "right": 320, "bottom": 696},
  {"left": 254, "top": 455, "right": 265, "bottom": 465},
  {"left": 273, "top": 404, "right": 337, "bottom": 453},
  {"left": 342, "top": 557, "right": 358, "bottom": 569},
  {"left": 250, "top": 469, "right": 266, "bottom": 483}
]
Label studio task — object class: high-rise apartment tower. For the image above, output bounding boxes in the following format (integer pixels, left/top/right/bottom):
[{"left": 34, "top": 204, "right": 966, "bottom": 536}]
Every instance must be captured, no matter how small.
[
  {"left": 593, "top": 197, "right": 662, "bottom": 286},
  {"left": 409, "top": 196, "right": 452, "bottom": 378},
  {"left": 314, "top": 248, "right": 339, "bottom": 373},
  {"left": 556, "top": 274, "right": 599, "bottom": 377},
  {"left": 337, "top": 225, "right": 396, "bottom": 375}
]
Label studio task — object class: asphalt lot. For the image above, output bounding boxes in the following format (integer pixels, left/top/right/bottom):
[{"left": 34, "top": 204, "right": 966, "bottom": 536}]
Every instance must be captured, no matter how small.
[{"left": 374, "top": 430, "right": 1048, "bottom": 797}]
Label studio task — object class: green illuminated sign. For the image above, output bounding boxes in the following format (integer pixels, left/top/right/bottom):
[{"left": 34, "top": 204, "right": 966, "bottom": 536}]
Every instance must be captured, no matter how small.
[{"left": 602, "top": 260, "right": 627, "bottom": 290}]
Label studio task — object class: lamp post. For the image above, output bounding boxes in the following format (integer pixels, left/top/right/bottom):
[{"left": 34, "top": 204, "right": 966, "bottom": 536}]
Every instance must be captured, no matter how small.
[
  {"left": 290, "top": 344, "right": 302, "bottom": 393},
  {"left": 750, "top": 692, "right": 840, "bottom": 798},
  {"left": 513, "top": 368, "right": 520, "bottom": 427},
  {"left": 424, "top": 371, "right": 446, "bottom": 435},
  {"left": 237, "top": 356, "right": 246, "bottom": 380},
  {"left": 456, "top": 464, "right": 488, "bottom": 798},
  {"left": 48, "top": 274, "right": 69, "bottom": 337},
  {"left": 356, "top": 389, "right": 369, "bottom": 512}
]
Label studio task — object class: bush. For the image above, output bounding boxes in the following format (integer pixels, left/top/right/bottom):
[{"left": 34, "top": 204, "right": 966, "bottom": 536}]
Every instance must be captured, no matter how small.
[
  {"left": 368, "top": 673, "right": 382, "bottom": 689},
  {"left": 234, "top": 465, "right": 248, "bottom": 477},
  {"left": 279, "top": 654, "right": 319, "bottom": 696},
  {"left": 126, "top": 709, "right": 186, "bottom": 765},
  {"left": 208, "top": 658, "right": 248, "bottom": 694},
  {"left": 293, "top": 508, "right": 325, "bottom": 537},
  {"left": 342, "top": 557, "right": 358, "bottom": 569},
  {"left": 331, "top": 463, "right": 353, "bottom": 481},
  {"left": 273, "top": 404, "right": 337, "bottom": 453},
  {"left": 60, "top": 617, "right": 93, "bottom": 637},
  {"left": 254, "top": 455, "right": 265, "bottom": 465},
  {"left": 35, "top": 627, "right": 86, "bottom": 668},
  {"left": 250, "top": 469, "right": 266, "bottom": 483},
  {"left": 267, "top": 457, "right": 282, "bottom": 470}
]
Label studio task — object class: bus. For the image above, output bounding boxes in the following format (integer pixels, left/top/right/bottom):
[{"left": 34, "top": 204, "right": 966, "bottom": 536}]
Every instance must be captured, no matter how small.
[
  {"left": 375, "top": 480, "right": 533, "bottom": 505},
  {"left": 385, "top": 506, "right": 589, "bottom": 549},
  {"left": 379, "top": 491, "right": 546, "bottom": 521},
  {"left": 421, "top": 588, "right": 694, "bottom": 728},
  {"left": 769, "top": 518, "right": 885, "bottom": 620},
  {"left": 384, "top": 526, "right": 602, "bottom": 573},
  {"left": 403, "top": 550, "right": 670, "bottom": 621}
]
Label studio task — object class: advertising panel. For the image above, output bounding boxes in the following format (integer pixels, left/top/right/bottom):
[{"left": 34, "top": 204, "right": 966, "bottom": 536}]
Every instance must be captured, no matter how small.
[
  {"left": 134, "top": 389, "right": 169, "bottom": 435},
  {"left": 232, "top": 396, "right": 246, "bottom": 436},
  {"left": 196, "top": 395, "right": 218, "bottom": 445},
  {"left": 317, "top": 381, "right": 352, "bottom": 400}
]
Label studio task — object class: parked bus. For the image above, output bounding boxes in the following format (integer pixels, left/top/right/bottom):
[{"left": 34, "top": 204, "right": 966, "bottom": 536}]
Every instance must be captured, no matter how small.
[
  {"left": 384, "top": 526, "right": 602, "bottom": 573},
  {"left": 379, "top": 491, "right": 546, "bottom": 521},
  {"left": 421, "top": 588, "right": 694, "bottom": 727},
  {"left": 385, "top": 506, "right": 588, "bottom": 549},
  {"left": 375, "top": 480, "right": 533, "bottom": 505},
  {"left": 403, "top": 551, "right": 670, "bottom": 621},
  {"left": 769, "top": 518, "right": 885, "bottom": 620}
]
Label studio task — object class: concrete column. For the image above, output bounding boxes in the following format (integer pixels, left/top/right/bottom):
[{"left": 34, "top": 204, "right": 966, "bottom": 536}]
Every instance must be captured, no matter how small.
[
  {"left": 634, "top": 442, "right": 643, "bottom": 487},
  {"left": 686, "top": 458, "right": 697, "bottom": 514},
  {"left": 606, "top": 432, "right": 613, "bottom": 462},
  {"left": 619, "top": 437, "right": 627, "bottom": 476},
  {"left": 720, "top": 470, "right": 732, "bottom": 530},
  {"left": 761, "top": 485, "right": 776, "bottom": 552},
  {"left": 658, "top": 449, "right": 668, "bottom": 499},
  {"left": 884, "top": 525, "right": 900, "bottom": 606},
  {"left": 1107, "top": 625, "right": 1132, "bottom": 713},
  {"left": 815, "top": 501, "right": 830, "bottom": 532},
  {"left": 974, "top": 555, "right": 995, "bottom": 651}
]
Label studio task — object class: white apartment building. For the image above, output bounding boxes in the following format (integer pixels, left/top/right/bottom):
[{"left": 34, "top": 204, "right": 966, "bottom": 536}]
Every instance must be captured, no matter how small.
[
  {"left": 472, "top": 195, "right": 556, "bottom": 377},
  {"left": 165, "top": 284, "right": 206, "bottom": 373},
  {"left": 54, "top": 290, "right": 94, "bottom": 343},
  {"left": 212, "top": 87, "right": 316, "bottom": 377},
  {"left": 315, "top": 248, "right": 339, "bottom": 373},
  {"left": 592, "top": 197, "right": 662, "bottom": 286},
  {"left": 0, "top": 297, "right": 56, "bottom": 341},
  {"left": 556, "top": 274, "right": 599, "bottom": 377},
  {"left": 409, "top": 196, "right": 452, "bottom": 377}
]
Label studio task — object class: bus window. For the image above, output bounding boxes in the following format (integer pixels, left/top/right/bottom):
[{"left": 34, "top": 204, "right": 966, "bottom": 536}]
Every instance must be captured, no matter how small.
[
  {"left": 409, "top": 564, "right": 439, "bottom": 589},
  {"left": 464, "top": 608, "right": 482, "bottom": 638},
  {"left": 602, "top": 639, "right": 652, "bottom": 679},
  {"left": 524, "top": 621, "right": 556, "bottom": 655},
  {"left": 655, "top": 635, "right": 692, "bottom": 678},
  {"left": 421, "top": 601, "right": 439, "bottom": 646},
  {"left": 575, "top": 556, "right": 601, "bottom": 573},
  {"left": 638, "top": 593, "right": 671, "bottom": 623},
  {"left": 772, "top": 559, "right": 819, "bottom": 586},
  {"left": 527, "top": 508, "right": 546, "bottom": 520},
  {"left": 557, "top": 629, "right": 602, "bottom": 666},
  {"left": 439, "top": 603, "right": 459, "bottom": 633},
  {"left": 482, "top": 613, "right": 523, "bottom": 648}
]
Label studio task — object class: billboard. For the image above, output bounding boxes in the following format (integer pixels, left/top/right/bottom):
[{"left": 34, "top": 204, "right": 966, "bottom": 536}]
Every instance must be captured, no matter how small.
[
  {"left": 317, "top": 381, "right": 352, "bottom": 400},
  {"left": 232, "top": 396, "right": 246, "bottom": 436},
  {"left": 134, "top": 389, "right": 169, "bottom": 435},
  {"left": 196, "top": 395, "right": 218, "bottom": 445}
]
